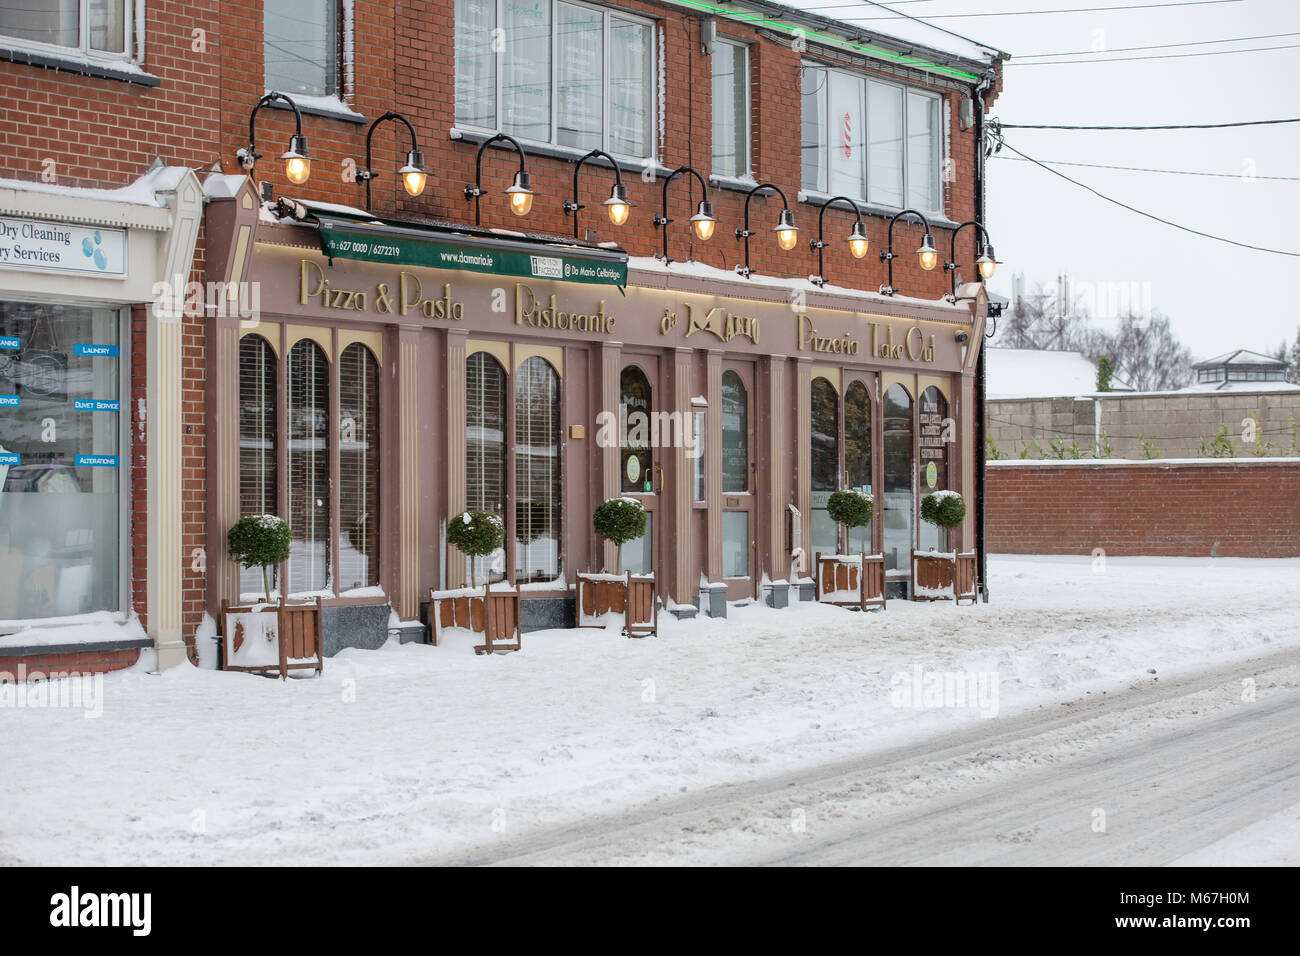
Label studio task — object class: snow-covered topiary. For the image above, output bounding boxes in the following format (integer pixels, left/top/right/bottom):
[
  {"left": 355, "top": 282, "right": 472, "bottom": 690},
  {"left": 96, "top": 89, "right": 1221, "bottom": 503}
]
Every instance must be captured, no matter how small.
[
  {"left": 447, "top": 510, "right": 505, "bottom": 588},
  {"left": 827, "top": 488, "right": 874, "bottom": 534},
  {"left": 921, "top": 490, "right": 966, "bottom": 530},
  {"left": 227, "top": 514, "right": 291, "bottom": 602},
  {"left": 592, "top": 497, "right": 647, "bottom": 572}
]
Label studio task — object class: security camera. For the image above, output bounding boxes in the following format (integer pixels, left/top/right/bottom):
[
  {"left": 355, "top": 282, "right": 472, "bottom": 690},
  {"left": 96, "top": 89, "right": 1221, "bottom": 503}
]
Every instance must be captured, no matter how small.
[{"left": 955, "top": 330, "right": 969, "bottom": 343}]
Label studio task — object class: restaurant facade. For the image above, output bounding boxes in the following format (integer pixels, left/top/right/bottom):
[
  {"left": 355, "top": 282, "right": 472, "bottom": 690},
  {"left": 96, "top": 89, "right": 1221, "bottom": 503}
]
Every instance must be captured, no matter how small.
[
  {"left": 0, "top": 0, "right": 1005, "bottom": 661},
  {"left": 203, "top": 183, "right": 989, "bottom": 636}
]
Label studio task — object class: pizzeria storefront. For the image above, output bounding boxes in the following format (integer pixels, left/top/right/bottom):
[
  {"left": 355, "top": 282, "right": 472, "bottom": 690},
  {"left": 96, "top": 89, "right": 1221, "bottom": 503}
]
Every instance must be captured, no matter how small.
[{"left": 204, "top": 179, "right": 986, "bottom": 643}]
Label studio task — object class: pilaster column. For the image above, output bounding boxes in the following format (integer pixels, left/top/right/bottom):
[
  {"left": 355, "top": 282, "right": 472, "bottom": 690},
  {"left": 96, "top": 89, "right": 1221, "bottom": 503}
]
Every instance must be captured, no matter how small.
[
  {"left": 764, "top": 355, "right": 788, "bottom": 579},
  {"left": 671, "top": 348, "right": 694, "bottom": 604},
  {"left": 706, "top": 350, "right": 722, "bottom": 581},
  {"left": 443, "top": 329, "right": 466, "bottom": 590},
  {"left": 599, "top": 341, "right": 622, "bottom": 570}
]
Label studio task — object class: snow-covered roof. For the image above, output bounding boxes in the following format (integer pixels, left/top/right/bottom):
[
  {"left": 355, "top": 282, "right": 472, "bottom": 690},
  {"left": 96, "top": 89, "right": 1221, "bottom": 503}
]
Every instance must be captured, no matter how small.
[
  {"left": 748, "top": 0, "right": 1007, "bottom": 67},
  {"left": 986, "top": 348, "right": 1105, "bottom": 400},
  {"left": 1193, "top": 348, "right": 1289, "bottom": 369}
]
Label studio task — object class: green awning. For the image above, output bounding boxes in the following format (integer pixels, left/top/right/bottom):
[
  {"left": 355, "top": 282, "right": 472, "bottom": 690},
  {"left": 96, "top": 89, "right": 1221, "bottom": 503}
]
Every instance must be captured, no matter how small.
[{"left": 310, "top": 210, "right": 628, "bottom": 286}]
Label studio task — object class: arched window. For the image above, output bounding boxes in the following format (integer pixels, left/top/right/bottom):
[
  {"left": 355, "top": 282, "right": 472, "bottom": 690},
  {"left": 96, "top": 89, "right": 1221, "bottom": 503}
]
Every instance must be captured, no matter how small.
[
  {"left": 339, "top": 343, "right": 379, "bottom": 591},
  {"left": 238, "top": 334, "right": 277, "bottom": 597},
  {"left": 620, "top": 364, "right": 652, "bottom": 494},
  {"left": 721, "top": 370, "right": 748, "bottom": 494},
  {"left": 467, "top": 351, "right": 507, "bottom": 584},
  {"left": 844, "top": 379, "right": 872, "bottom": 554},
  {"left": 811, "top": 376, "right": 840, "bottom": 555},
  {"left": 918, "top": 385, "right": 950, "bottom": 551},
  {"left": 515, "top": 356, "right": 562, "bottom": 584},
  {"left": 882, "top": 383, "right": 913, "bottom": 571},
  {"left": 287, "top": 339, "right": 330, "bottom": 594}
]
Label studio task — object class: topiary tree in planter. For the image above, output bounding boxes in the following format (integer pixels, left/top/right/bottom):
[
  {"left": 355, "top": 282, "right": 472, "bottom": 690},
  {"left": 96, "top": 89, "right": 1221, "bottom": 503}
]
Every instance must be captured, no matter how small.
[
  {"left": 920, "top": 490, "right": 966, "bottom": 552},
  {"left": 447, "top": 510, "right": 505, "bottom": 589},
  {"left": 592, "top": 497, "right": 647, "bottom": 574},
  {"left": 227, "top": 514, "right": 292, "bottom": 602},
  {"left": 826, "top": 489, "right": 873, "bottom": 555}
]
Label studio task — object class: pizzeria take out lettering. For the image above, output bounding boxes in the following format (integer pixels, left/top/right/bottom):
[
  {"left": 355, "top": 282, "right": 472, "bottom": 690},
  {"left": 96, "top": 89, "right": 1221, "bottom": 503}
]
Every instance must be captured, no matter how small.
[{"left": 796, "top": 314, "right": 935, "bottom": 362}]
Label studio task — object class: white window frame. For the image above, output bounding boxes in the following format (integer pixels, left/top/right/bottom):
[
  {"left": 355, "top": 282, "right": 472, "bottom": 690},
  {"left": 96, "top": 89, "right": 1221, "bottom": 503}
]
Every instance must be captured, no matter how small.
[
  {"left": 0, "top": 0, "right": 135, "bottom": 63},
  {"left": 710, "top": 37, "right": 750, "bottom": 180},
  {"left": 801, "top": 61, "right": 944, "bottom": 218},
  {"left": 456, "top": 0, "right": 658, "bottom": 162}
]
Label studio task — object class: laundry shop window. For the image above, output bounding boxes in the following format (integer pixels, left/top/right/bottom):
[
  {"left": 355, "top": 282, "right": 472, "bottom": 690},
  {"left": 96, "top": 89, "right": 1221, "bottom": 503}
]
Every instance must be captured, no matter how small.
[
  {"left": 454, "top": 0, "right": 657, "bottom": 160},
  {"left": 0, "top": 0, "right": 132, "bottom": 58},
  {"left": 264, "top": 0, "right": 341, "bottom": 98},
  {"left": 0, "top": 300, "right": 125, "bottom": 622}
]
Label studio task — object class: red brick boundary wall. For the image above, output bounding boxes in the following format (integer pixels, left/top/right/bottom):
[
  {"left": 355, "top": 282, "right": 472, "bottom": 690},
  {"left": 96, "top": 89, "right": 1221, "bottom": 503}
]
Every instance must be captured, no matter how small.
[
  {"left": 986, "top": 459, "right": 1300, "bottom": 558},
  {"left": 0, "top": 649, "right": 142, "bottom": 679}
]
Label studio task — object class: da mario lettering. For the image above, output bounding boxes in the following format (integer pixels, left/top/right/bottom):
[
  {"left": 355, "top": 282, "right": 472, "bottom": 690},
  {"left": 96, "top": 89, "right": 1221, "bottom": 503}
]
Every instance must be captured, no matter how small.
[
  {"left": 515, "top": 283, "right": 615, "bottom": 334},
  {"left": 682, "top": 304, "right": 759, "bottom": 345}
]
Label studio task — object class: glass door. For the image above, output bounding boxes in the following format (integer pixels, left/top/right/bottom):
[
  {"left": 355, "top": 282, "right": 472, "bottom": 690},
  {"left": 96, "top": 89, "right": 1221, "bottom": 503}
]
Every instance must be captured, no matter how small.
[
  {"left": 882, "top": 382, "right": 914, "bottom": 571},
  {"left": 618, "top": 356, "right": 658, "bottom": 577},
  {"left": 720, "top": 363, "right": 755, "bottom": 600}
]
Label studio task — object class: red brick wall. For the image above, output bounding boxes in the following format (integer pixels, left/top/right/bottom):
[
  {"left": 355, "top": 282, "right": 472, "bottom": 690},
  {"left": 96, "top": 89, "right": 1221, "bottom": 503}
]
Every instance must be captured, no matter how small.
[
  {"left": 987, "top": 461, "right": 1300, "bottom": 558},
  {"left": 0, "top": 648, "right": 141, "bottom": 678}
]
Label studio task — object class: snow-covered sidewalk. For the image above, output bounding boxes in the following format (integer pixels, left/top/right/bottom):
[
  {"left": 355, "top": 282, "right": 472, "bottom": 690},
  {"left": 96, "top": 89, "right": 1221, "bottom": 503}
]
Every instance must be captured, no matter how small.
[{"left": 2, "top": 555, "right": 1297, "bottom": 865}]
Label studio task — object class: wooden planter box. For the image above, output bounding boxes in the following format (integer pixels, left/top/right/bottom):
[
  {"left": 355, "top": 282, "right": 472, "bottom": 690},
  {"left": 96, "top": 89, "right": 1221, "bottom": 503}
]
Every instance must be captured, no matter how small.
[
  {"left": 219, "top": 597, "right": 324, "bottom": 679},
  {"left": 814, "top": 552, "right": 886, "bottom": 611},
  {"left": 576, "top": 571, "right": 658, "bottom": 637},
  {"left": 430, "top": 583, "right": 522, "bottom": 652},
  {"left": 955, "top": 551, "right": 979, "bottom": 604},
  {"left": 911, "top": 550, "right": 957, "bottom": 601}
]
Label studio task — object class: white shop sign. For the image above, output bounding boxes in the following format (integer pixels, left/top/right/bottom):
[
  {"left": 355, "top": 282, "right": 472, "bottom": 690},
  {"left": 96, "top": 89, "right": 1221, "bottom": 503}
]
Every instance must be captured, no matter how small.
[{"left": 0, "top": 216, "right": 126, "bottom": 278}]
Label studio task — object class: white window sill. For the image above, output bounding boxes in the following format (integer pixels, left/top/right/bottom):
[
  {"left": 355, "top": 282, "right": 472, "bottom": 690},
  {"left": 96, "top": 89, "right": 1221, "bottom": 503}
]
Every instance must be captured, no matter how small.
[
  {"left": 797, "top": 189, "right": 959, "bottom": 231},
  {"left": 708, "top": 173, "right": 759, "bottom": 193},
  {"left": 449, "top": 127, "right": 671, "bottom": 178},
  {"left": 264, "top": 92, "right": 366, "bottom": 125}
]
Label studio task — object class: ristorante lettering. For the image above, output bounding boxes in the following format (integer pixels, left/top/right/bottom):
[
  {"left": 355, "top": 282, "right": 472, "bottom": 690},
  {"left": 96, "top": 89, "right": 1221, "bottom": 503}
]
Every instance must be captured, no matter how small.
[{"left": 514, "top": 283, "right": 615, "bottom": 334}]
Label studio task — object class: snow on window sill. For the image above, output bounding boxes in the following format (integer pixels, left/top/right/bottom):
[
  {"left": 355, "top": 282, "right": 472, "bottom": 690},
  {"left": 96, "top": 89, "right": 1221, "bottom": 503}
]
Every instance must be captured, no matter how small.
[
  {"left": 797, "top": 188, "right": 958, "bottom": 231},
  {"left": 265, "top": 93, "right": 366, "bottom": 125},
  {"left": 0, "top": 44, "right": 159, "bottom": 86},
  {"left": 449, "top": 127, "right": 670, "bottom": 178}
]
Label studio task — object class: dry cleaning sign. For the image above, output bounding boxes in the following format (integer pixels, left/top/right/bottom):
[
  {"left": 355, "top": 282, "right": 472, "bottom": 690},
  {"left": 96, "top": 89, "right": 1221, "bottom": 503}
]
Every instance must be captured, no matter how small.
[{"left": 0, "top": 216, "right": 126, "bottom": 277}]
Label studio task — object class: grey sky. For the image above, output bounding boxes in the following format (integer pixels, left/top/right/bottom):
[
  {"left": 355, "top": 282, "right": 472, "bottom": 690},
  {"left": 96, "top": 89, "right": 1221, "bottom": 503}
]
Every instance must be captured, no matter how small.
[{"left": 788, "top": 0, "right": 1300, "bottom": 359}]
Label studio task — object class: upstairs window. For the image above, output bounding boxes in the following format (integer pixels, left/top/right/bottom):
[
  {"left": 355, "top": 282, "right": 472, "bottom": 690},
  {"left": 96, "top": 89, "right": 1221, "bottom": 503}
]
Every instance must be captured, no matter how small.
[
  {"left": 455, "top": 0, "right": 656, "bottom": 160},
  {"left": 711, "top": 39, "right": 749, "bottom": 179},
  {"left": 0, "top": 0, "right": 131, "bottom": 57},
  {"left": 801, "top": 63, "right": 943, "bottom": 215},
  {"left": 264, "top": 0, "right": 339, "bottom": 98}
]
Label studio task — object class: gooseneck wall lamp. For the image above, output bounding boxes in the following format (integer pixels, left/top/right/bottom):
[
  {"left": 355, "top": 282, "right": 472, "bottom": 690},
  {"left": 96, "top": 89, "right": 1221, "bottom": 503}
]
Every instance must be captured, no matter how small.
[
  {"left": 356, "top": 111, "right": 428, "bottom": 208},
  {"left": 878, "top": 208, "right": 939, "bottom": 296},
  {"left": 735, "top": 183, "right": 798, "bottom": 279},
  {"left": 653, "top": 166, "right": 715, "bottom": 263},
  {"left": 944, "top": 220, "right": 1000, "bottom": 301},
  {"left": 464, "top": 133, "right": 534, "bottom": 224},
  {"left": 810, "top": 195, "right": 870, "bottom": 287},
  {"left": 236, "top": 91, "right": 311, "bottom": 187},
  {"left": 563, "top": 149, "right": 631, "bottom": 239}
]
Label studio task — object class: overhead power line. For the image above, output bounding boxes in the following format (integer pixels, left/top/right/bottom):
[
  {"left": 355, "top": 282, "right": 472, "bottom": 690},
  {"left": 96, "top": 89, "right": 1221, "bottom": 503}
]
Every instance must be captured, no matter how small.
[
  {"left": 1010, "top": 42, "right": 1300, "bottom": 65},
  {"left": 1016, "top": 31, "right": 1300, "bottom": 58},
  {"left": 991, "top": 155, "right": 1300, "bottom": 182},
  {"left": 996, "top": 140, "right": 1300, "bottom": 257},
  {"left": 999, "top": 118, "right": 1300, "bottom": 130},
  {"left": 797, "top": 0, "right": 1243, "bottom": 20}
]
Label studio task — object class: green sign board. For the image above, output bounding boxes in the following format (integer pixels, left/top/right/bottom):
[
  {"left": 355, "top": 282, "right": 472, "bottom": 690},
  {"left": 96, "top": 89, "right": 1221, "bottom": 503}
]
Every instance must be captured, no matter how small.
[{"left": 317, "top": 222, "right": 627, "bottom": 287}]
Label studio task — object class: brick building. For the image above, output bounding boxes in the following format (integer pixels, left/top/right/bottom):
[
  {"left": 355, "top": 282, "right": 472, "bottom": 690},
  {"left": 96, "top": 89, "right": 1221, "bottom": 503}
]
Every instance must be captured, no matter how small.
[{"left": 0, "top": 1, "right": 1006, "bottom": 670}]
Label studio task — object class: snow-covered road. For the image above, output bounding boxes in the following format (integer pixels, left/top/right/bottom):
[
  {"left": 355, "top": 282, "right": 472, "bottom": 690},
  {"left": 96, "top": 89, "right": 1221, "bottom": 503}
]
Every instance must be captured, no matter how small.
[
  {"left": 2, "top": 555, "right": 1298, "bottom": 866},
  {"left": 435, "top": 650, "right": 1300, "bottom": 865}
]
